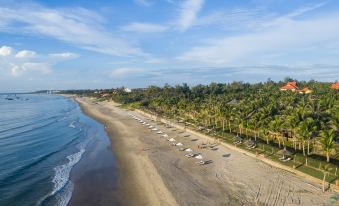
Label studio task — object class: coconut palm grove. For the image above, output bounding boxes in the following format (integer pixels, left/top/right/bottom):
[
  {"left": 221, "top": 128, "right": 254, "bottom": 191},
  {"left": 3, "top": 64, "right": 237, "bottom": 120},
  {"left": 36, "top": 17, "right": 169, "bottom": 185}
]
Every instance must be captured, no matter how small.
[{"left": 65, "top": 79, "right": 339, "bottom": 184}]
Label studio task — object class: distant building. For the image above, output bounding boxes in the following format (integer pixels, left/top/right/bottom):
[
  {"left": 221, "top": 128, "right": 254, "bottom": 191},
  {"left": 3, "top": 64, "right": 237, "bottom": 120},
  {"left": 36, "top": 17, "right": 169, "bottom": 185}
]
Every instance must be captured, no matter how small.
[
  {"left": 280, "top": 81, "right": 298, "bottom": 91},
  {"left": 124, "top": 88, "right": 132, "bottom": 93},
  {"left": 298, "top": 87, "right": 312, "bottom": 94},
  {"left": 330, "top": 82, "right": 339, "bottom": 90}
]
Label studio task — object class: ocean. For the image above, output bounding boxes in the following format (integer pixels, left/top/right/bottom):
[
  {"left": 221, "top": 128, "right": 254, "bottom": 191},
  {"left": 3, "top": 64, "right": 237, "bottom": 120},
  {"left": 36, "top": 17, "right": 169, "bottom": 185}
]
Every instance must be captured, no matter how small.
[{"left": 0, "top": 94, "right": 118, "bottom": 206}]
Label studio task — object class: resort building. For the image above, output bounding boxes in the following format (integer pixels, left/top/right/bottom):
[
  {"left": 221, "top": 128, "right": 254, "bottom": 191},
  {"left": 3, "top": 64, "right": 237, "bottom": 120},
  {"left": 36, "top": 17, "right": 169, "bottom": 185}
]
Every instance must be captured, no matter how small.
[
  {"left": 298, "top": 87, "right": 312, "bottom": 94},
  {"left": 330, "top": 82, "right": 339, "bottom": 89},
  {"left": 124, "top": 88, "right": 132, "bottom": 93},
  {"left": 280, "top": 81, "right": 298, "bottom": 91}
]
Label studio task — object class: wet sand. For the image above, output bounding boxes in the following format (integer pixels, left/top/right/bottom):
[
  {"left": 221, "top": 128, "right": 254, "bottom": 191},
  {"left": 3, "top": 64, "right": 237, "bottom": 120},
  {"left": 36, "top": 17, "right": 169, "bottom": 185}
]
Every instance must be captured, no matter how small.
[
  {"left": 74, "top": 97, "right": 337, "bottom": 206},
  {"left": 69, "top": 124, "right": 121, "bottom": 206}
]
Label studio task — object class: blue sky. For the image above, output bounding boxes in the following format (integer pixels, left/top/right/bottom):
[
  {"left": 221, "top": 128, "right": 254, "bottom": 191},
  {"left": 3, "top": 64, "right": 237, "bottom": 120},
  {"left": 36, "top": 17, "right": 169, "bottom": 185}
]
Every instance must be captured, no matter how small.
[{"left": 0, "top": 0, "right": 339, "bottom": 91}]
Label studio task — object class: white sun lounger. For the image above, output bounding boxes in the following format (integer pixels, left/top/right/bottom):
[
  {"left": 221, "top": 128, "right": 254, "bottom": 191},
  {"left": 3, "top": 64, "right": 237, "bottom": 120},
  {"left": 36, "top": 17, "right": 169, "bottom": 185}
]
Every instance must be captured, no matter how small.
[
  {"left": 185, "top": 148, "right": 193, "bottom": 152},
  {"left": 195, "top": 154, "right": 203, "bottom": 159},
  {"left": 185, "top": 153, "right": 194, "bottom": 158},
  {"left": 176, "top": 142, "right": 183, "bottom": 146},
  {"left": 168, "top": 138, "right": 176, "bottom": 142}
]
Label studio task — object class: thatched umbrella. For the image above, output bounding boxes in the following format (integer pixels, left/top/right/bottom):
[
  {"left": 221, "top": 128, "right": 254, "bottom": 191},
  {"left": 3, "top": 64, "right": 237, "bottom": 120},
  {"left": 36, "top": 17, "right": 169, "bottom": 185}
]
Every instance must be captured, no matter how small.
[
  {"left": 246, "top": 139, "right": 255, "bottom": 146},
  {"left": 277, "top": 149, "right": 292, "bottom": 158},
  {"left": 235, "top": 134, "right": 243, "bottom": 141}
]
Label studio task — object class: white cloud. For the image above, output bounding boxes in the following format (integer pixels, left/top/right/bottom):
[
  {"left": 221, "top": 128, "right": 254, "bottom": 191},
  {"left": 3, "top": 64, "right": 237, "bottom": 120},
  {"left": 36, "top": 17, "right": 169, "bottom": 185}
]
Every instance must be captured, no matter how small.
[
  {"left": 0, "top": 46, "right": 12, "bottom": 56},
  {"left": 135, "top": 0, "right": 152, "bottom": 7},
  {"left": 0, "top": 45, "right": 77, "bottom": 77},
  {"left": 15, "top": 50, "right": 37, "bottom": 58},
  {"left": 122, "top": 22, "right": 167, "bottom": 33},
  {"left": 177, "top": 10, "right": 339, "bottom": 66},
  {"left": 111, "top": 67, "right": 143, "bottom": 77},
  {"left": 10, "top": 62, "right": 51, "bottom": 77},
  {"left": 49, "top": 52, "right": 79, "bottom": 59},
  {"left": 177, "top": 0, "right": 204, "bottom": 31},
  {"left": 0, "top": 3, "right": 146, "bottom": 57}
]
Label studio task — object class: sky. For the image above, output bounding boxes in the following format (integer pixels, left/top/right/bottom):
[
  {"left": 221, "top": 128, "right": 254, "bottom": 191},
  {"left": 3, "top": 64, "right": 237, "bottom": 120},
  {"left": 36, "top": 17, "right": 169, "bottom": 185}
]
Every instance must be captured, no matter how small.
[{"left": 0, "top": 0, "right": 339, "bottom": 92}]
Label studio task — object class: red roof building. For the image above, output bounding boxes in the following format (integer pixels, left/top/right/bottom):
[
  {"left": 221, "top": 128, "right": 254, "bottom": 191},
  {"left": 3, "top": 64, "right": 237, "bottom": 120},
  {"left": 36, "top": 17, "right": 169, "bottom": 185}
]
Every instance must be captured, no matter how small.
[
  {"left": 280, "top": 81, "right": 298, "bottom": 91},
  {"left": 298, "top": 87, "right": 312, "bottom": 94},
  {"left": 330, "top": 82, "right": 339, "bottom": 89}
]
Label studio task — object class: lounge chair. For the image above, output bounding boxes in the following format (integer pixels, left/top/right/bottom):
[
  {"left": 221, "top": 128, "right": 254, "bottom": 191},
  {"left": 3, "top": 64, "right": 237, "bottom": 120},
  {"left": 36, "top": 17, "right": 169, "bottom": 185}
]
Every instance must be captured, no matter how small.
[
  {"left": 185, "top": 148, "right": 193, "bottom": 152},
  {"left": 234, "top": 141, "right": 242, "bottom": 145},
  {"left": 185, "top": 153, "right": 194, "bottom": 158},
  {"left": 157, "top": 131, "right": 163, "bottom": 134},
  {"left": 209, "top": 143, "right": 218, "bottom": 148},
  {"left": 198, "top": 144, "right": 208, "bottom": 149},
  {"left": 178, "top": 148, "right": 187, "bottom": 151},
  {"left": 282, "top": 157, "right": 291, "bottom": 162},
  {"left": 176, "top": 142, "right": 183, "bottom": 146},
  {"left": 196, "top": 160, "right": 213, "bottom": 165},
  {"left": 195, "top": 154, "right": 203, "bottom": 159}
]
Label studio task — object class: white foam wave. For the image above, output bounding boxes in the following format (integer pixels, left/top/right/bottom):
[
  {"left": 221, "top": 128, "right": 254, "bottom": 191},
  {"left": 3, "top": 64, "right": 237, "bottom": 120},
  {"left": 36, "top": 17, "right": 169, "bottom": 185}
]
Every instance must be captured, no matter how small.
[
  {"left": 68, "top": 121, "right": 76, "bottom": 128},
  {"left": 36, "top": 144, "right": 86, "bottom": 206},
  {"left": 51, "top": 147, "right": 85, "bottom": 196},
  {"left": 55, "top": 182, "right": 74, "bottom": 206}
]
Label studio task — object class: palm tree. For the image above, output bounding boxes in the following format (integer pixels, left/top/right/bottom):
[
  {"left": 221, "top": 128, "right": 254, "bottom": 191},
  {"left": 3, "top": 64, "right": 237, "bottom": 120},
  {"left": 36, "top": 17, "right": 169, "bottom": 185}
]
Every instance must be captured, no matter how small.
[
  {"left": 296, "top": 118, "right": 317, "bottom": 156},
  {"left": 320, "top": 129, "right": 336, "bottom": 162},
  {"left": 321, "top": 164, "right": 332, "bottom": 192},
  {"left": 269, "top": 116, "right": 283, "bottom": 148}
]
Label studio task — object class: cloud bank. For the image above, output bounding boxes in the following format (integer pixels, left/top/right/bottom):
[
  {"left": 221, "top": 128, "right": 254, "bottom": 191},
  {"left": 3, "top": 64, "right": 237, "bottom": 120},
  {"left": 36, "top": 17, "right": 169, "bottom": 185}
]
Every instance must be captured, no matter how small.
[{"left": 0, "top": 45, "right": 78, "bottom": 77}]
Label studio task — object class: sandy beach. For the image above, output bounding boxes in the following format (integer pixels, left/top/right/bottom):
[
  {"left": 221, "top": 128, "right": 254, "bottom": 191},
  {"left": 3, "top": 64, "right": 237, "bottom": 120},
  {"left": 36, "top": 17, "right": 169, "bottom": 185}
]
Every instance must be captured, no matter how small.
[{"left": 75, "top": 97, "right": 337, "bottom": 206}]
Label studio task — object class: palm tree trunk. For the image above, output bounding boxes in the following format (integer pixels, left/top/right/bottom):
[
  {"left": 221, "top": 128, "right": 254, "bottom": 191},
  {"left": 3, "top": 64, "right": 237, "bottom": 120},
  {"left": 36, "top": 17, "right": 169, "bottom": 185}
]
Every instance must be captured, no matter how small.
[
  {"left": 326, "top": 152, "right": 330, "bottom": 162},
  {"left": 322, "top": 172, "right": 327, "bottom": 192},
  {"left": 278, "top": 136, "right": 281, "bottom": 148},
  {"left": 302, "top": 142, "right": 306, "bottom": 156},
  {"left": 307, "top": 140, "right": 310, "bottom": 155}
]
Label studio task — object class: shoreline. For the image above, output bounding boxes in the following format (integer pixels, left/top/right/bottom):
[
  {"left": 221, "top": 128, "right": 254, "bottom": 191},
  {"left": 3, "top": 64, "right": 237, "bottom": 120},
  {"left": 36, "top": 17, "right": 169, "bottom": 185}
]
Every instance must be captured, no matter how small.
[
  {"left": 74, "top": 97, "right": 178, "bottom": 206},
  {"left": 71, "top": 96, "right": 337, "bottom": 206}
]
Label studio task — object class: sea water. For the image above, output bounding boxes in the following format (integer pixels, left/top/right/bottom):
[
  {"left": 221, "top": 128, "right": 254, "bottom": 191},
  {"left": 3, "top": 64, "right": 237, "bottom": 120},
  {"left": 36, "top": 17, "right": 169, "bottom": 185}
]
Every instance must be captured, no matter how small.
[{"left": 0, "top": 94, "right": 111, "bottom": 206}]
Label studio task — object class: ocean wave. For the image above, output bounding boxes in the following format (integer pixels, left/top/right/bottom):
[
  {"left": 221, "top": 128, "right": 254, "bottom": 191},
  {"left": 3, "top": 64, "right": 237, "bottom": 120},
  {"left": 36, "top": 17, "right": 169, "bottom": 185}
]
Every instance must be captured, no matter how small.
[
  {"left": 36, "top": 143, "right": 87, "bottom": 206},
  {"left": 55, "top": 182, "right": 74, "bottom": 206},
  {"left": 0, "top": 116, "right": 60, "bottom": 138},
  {"left": 51, "top": 147, "right": 85, "bottom": 197},
  {"left": 68, "top": 121, "right": 76, "bottom": 128}
]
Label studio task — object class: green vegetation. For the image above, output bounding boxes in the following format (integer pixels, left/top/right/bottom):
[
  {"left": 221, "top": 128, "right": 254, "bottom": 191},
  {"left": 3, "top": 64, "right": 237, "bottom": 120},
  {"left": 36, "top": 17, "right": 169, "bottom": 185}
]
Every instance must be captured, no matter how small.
[{"left": 65, "top": 79, "right": 338, "bottom": 184}]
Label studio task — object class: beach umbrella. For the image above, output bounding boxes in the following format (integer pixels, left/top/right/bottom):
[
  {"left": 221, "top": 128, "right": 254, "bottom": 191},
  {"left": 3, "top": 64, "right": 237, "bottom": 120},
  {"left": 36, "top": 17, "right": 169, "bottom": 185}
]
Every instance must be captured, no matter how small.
[
  {"left": 277, "top": 149, "right": 292, "bottom": 158},
  {"left": 234, "top": 134, "right": 242, "bottom": 141},
  {"left": 246, "top": 139, "right": 255, "bottom": 146}
]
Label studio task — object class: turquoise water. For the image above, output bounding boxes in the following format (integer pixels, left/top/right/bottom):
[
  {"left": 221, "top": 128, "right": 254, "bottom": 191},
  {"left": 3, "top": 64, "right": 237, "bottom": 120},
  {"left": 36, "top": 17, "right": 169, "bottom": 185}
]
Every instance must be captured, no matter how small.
[{"left": 0, "top": 94, "right": 113, "bottom": 206}]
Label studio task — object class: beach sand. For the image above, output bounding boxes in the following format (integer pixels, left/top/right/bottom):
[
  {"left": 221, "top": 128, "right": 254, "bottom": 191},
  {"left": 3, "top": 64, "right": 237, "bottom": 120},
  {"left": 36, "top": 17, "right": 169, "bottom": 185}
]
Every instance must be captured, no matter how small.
[{"left": 74, "top": 97, "right": 337, "bottom": 206}]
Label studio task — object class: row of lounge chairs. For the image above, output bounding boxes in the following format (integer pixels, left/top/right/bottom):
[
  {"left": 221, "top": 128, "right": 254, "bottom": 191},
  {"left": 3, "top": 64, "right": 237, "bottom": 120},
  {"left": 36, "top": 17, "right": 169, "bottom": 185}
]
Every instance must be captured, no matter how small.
[{"left": 128, "top": 113, "right": 212, "bottom": 166}]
